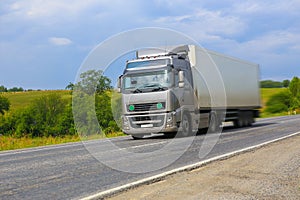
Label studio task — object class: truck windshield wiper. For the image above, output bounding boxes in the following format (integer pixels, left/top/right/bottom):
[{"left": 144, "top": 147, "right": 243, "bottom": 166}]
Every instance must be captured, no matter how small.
[
  {"left": 151, "top": 86, "right": 167, "bottom": 91},
  {"left": 133, "top": 88, "right": 143, "bottom": 93}
]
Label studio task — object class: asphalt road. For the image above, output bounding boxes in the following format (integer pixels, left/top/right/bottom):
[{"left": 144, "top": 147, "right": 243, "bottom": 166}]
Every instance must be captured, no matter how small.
[{"left": 1, "top": 115, "right": 300, "bottom": 200}]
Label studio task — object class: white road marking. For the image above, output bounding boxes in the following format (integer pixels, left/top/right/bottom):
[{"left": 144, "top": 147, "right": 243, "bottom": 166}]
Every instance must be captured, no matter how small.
[{"left": 80, "top": 131, "right": 300, "bottom": 200}]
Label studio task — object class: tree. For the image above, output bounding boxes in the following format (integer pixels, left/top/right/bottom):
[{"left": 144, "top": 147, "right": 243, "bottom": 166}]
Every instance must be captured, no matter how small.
[
  {"left": 65, "top": 82, "right": 75, "bottom": 90},
  {"left": 31, "top": 94, "right": 67, "bottom": 136},
  {"left": 95, "top": 92, "right": 120, "bottom": 134},
  {"left": 8, "top": 87, "right": 24, "bottom": 92},
  {"left": 282, "top": 79, "right": 290, "bottom": 88},
  {"left": 0, "top": 85, "right": 7, "bottom": 92},
  {"left": 0, "top": 95, "right": 10, "bottom": 115},
  {"left": 76, "top": 70, "right": 112, "bottom": 95},
  {"left": 289, "top": 77, "right": 300, "bottom": 97}
]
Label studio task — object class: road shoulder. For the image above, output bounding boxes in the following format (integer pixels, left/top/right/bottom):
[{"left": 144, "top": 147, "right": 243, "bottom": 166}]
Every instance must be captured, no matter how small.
[{"left": 108, "top": 135, "right": 300, "bottom": 200}]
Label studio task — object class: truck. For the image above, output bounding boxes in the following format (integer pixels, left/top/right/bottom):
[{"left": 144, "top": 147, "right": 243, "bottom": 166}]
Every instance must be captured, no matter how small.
[{"left": 117, "top": 45, "right": 261, "bottom": 139}]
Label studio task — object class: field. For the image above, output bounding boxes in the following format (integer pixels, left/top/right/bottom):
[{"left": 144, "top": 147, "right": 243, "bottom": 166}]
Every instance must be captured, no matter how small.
[{"left": 2, "top": 90, "right": 71, "bottom": 111}]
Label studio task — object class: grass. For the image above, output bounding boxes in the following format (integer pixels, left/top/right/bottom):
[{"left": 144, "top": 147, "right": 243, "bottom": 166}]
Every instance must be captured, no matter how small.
[
  {"left": 0, "top": 132, "right": 126, "bottom": 151},
  {"left": 0, "top": 135, "right": 80, "bottom": 151},
  {"left": 2, "top": 90, "right": 72, "bottom": 111}
]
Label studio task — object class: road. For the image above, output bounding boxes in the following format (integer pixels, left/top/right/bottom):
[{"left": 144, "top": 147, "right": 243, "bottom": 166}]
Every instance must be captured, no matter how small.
[{"left": 0, "top": 115, "right": 300, "bottom": 200}]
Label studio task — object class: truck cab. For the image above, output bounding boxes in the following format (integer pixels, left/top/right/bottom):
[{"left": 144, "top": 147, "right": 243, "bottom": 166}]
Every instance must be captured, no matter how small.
[{"left": 119, "top": 49, "right": 197, "bottom": 139}]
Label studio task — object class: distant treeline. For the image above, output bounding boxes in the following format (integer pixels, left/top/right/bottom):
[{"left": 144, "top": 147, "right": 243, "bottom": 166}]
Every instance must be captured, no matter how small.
[
  {"left": 0, "top": 86, "right": 25, "bottom": 92},
  {"left": 260, "top": 79, "right": 290, "bottom": 88}
]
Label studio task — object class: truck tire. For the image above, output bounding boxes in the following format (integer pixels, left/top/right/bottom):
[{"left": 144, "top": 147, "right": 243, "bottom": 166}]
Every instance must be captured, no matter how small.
[
  {"left": 234, "top": 111, "right": 253, "bottom": 128},
  {"left": 179, "top": 113, "right": 191, "bottom": 137},
  {"left": 208, "top": 112, "right": 220, "bottom": 133},
  {"left": 233, "top": 118, "right": 243, "bottom": 128},
  {"left": 131, "top": 135, "right": 144, "bottom": 140}
]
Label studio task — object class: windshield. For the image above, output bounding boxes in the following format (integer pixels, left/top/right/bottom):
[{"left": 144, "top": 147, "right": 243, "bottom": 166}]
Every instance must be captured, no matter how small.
[{"left": 123, "top": 69, "right": 173, "bottom": 93}]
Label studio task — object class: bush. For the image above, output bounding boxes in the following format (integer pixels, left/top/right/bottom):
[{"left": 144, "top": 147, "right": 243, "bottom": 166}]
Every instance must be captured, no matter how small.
[
  {"left": 0, "top": 95, "right": 10, "bottom": 115},
  {"left": 265, "top": 90, "right": 292, "bottom": 113}
]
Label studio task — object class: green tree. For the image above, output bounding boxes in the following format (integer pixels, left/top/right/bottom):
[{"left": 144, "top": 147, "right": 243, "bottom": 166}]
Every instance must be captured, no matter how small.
[
  {"left": 72, "top": 92, "right": 99, "bottom": 136},
  {"left": 95, "top": 92, "right": 120, "bottom": 134},
  {"left": 31, "top": 94, "right": 67, "bottom": 136},
  {"left": 0, "top": 85, "right": 7, "bottom": 92},
  {"left": 65, "top": 82, "right": 75, "bottom": 90},
  {"left": 0, "top": 95, "right": 10, "bottom": 115},
  {"left": 289, "top": 77, "right": 300, "bottom": 97},
  {"left": 76, "top": 70, "right": 112, "bottom": 95},
  {"left": 8, "top": 87, "right": 24, "bottom": 92},
  {"left": 282, "top": 79, "right": 290, "bottom": 88},
  {"left": 72, "top": 70, "right": 120, "bottom": 136}
]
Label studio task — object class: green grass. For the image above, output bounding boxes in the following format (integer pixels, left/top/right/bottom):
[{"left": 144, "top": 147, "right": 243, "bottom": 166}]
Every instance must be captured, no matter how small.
[
  {"left": 1, "top": 90, "right": 72, "bottom": 111},
  {"left": 0, "top": 132, "right": 126, "bottom": 151},
  {"left": 0, "top": 135, "right": 80, "bottom": 151}
]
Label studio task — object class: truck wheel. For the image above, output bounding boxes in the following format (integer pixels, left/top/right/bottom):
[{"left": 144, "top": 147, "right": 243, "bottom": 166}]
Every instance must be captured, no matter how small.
[
  {"left": 247, "top": 116, "right": 253, "bottom": 126},
  {"left": 180, "top": 113, "right": 191, "bottom": 137},
  {"left": 131, "top": 135, "right": 144, "bottom": 140},
  {"left": 234, "top": 118, "right": 243, "bottom": 128},
  {"left": 208, "top": 113, "right": 220, "bottom": 133}
]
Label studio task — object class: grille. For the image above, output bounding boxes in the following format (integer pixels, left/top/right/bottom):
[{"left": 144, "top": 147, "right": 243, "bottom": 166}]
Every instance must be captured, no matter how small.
[
  {"left": 127, "top": 102, "right": 165, "bottom": 112},
  {"left": 129, "top": 115, "right": 164, "bottom": 128}
]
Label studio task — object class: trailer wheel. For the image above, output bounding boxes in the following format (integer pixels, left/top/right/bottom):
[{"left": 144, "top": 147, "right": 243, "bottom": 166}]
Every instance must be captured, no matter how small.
[
  {"left": 179, "top": 113, "right": 191, "bottom": 137},
  {"left": 208, "top": 113, "right": 220, "bottom": 133}
]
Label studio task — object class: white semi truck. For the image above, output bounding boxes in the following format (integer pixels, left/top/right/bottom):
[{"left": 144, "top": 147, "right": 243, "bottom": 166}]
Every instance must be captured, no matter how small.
[{"left": 118, "top": 45, "right": 261, "bottom": 139}]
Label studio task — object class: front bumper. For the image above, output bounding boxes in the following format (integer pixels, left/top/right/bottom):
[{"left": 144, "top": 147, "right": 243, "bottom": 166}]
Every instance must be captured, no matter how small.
[{"left": 122, "top": 112, "right": 177, "bottom": 135}]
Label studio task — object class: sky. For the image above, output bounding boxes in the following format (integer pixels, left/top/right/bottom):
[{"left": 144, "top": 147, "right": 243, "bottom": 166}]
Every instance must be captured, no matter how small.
[{"left": 0, "top": 0, "right": 300, "bottom": 89}]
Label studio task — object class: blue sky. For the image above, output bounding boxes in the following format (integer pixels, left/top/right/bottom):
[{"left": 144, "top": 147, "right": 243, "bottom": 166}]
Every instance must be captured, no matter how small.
[{"left": 1, "top": 0, "right": 300, "bottom": 89}]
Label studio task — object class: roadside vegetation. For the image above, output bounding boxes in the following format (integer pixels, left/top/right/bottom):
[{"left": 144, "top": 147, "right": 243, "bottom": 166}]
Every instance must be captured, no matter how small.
[
  {"left": 0, "top": 76, "right": 298, "bottom": 150},
  {"left": 0, "top": 70, "right": 123, "bottom": 150},
  {"left": 261, "top": 77, "right": 300, "bottom": 117}
]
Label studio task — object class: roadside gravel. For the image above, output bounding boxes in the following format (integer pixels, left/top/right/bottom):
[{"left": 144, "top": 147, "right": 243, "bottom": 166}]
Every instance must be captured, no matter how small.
[{"left": 108, "top": 135, "right": 300, "bottom": 200}]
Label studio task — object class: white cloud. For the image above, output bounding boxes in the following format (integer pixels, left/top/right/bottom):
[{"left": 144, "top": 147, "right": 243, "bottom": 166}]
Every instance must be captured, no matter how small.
[
  {"left": 49, "top": 37, "right": 73, "bottom": 46},
  {"left": 232, "top": 0, "right": 300, "bottom": 15},
  {"left": 233, "top": 30, "right": 300, "bottom": 56},
  {"left": 154, "top": 8, "right": 245, "bottom": 37}
]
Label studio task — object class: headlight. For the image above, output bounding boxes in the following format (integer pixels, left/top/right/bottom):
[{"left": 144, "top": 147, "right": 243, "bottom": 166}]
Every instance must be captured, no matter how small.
[
  {"left": 166, "top": 112, "right": 175, "bottom": 127},
  {"left": 122, "top": 116, "right": 130, "bottom": 130}
]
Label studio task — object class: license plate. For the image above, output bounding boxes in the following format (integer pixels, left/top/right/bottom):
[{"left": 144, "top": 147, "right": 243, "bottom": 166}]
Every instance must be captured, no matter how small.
[{"left": 141, "top": 124, "right": 153, "bottom": 128}]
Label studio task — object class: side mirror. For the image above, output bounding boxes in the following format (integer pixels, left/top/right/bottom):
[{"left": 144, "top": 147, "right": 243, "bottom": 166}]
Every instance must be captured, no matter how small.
[
  {"left": 117, "top": 76, "right": 122, "bottom": 93},
  {"left": 178, "top": 71, "right": 185, "bottom": 88}
]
